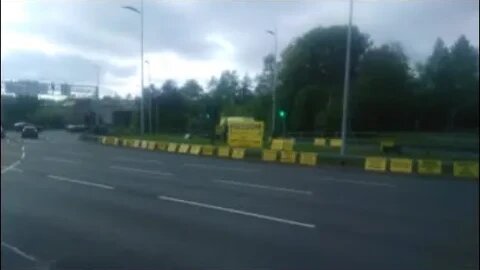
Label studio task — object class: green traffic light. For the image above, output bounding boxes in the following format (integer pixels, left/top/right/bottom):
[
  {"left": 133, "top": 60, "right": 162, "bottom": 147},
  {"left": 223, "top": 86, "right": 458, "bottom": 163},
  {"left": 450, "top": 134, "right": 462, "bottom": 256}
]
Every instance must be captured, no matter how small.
[{"left": 279, "top": 110, "right": 286, "bottom": 118}]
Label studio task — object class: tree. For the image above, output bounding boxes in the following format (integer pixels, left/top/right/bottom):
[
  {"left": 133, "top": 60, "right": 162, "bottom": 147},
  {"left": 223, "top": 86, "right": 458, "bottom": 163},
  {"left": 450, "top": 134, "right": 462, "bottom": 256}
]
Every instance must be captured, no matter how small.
[
  {"left": 161, "top": 79, "right": 178, "bottom": 94},
  {"left": 180, "top": 79, "right": 203, "bottom": 100},
  {"left": 237, "top": 74, "right": 253, "bottom": 103},
  {"left": 277, "top": 25, "right": 370, "bottom": 132},
  {"left": 353, "top": 43, "right": 413, "bottom": 131}
]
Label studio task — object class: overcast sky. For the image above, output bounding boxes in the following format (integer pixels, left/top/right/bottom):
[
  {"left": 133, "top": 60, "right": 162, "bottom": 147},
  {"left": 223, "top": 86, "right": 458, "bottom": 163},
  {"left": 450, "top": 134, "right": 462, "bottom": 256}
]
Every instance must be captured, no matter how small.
[{"left": 1, "top": 0, "right": 478, "bottom": 97}]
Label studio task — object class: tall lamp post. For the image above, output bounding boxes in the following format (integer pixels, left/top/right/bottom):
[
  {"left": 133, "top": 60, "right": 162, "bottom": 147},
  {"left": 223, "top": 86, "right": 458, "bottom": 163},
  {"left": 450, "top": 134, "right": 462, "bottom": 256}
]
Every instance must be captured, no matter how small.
[
  {"left": 340, "top": 0, "right": 353, "bottom": 156},
  {"left": 123, "top": 0, "right": 145, "bottom": 135},
  {"left": 145, "top": 59, "right": 152, "bottom": 133},
  {"left": 266, "top": 28, "right": 278, "bottom": 138}
]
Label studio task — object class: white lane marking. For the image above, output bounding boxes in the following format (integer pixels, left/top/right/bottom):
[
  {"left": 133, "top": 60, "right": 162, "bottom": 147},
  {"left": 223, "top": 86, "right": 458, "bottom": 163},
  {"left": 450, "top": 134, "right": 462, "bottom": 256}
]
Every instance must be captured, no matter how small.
[
  {"left": 1, "top": 160, "right": 21, "bottom": 174},
  {"left": 158, "top": 195, "right": 316, "bottom": 229},
  {"left": 113, "top": 156, "right": 163, "bottom": 165},
  {"left": 110, "top": 165, "right": 173, "bottom": 176},
  {"left": 43, "top": 157, "right": 80, "bottom": 164},
  {"left": 61, "top": 151, "right": 92, "bottom": 158},
  {"left": 9, "top": 167, "right": 23, "bottom": 173},
  {"left": 47, "top": 175, "right": 115, "bottom": 190},
  {"left": 213, "top": 179, "right": 313, "bottom": 195},
  {"left": 21, "top": 146, "right": 25, "bottom": 159},
  {"left": 1, "top": 242, "right": 38, "bottom": 262},
  {"left": 322, "top": 176, "right": 396, "bottom": 188},
  {"left": 184, "top": 163, "right": 258, "bottom": 173}
]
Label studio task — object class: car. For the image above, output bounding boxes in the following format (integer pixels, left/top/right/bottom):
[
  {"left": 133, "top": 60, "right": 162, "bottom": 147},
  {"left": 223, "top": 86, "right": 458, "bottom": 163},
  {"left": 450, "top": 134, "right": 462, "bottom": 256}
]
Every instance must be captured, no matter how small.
[
  {"left": 21, "top": 125, "right": 39, "bottom": 139},
  {"left": 14, "top": 121, "right": 30, "bottom": 132}
]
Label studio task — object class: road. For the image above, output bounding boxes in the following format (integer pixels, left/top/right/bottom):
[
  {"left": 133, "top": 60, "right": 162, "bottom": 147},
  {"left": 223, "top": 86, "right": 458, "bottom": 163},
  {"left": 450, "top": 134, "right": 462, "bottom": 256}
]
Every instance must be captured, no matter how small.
[{"left": 1, "top": 130, "right": 478, "bottom": 270}]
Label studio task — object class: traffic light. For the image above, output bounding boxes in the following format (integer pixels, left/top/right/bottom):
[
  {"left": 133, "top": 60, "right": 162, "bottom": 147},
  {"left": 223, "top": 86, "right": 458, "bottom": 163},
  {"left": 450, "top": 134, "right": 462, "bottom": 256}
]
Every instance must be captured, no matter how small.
[{"left": 278, "top": 110, "right": 286, "bottom": 118}]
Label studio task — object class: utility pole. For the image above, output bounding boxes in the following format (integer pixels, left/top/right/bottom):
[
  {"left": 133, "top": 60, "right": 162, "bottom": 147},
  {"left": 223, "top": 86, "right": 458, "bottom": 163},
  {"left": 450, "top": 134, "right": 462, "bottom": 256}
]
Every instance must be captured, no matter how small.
[
  {"left": 340, "top": 0, "right": 353, "bottom": 156},
  {"left": 267, "top": 28, "right": 278, "bottom": 138},
  {"left": 145, "top": 60, "right": 152, "bottom": 134}
]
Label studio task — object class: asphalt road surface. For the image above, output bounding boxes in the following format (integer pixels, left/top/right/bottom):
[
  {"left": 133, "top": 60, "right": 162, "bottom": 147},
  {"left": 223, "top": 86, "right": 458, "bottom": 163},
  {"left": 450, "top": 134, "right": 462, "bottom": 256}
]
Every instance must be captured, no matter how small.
[{"left": 1, "top": 130, "right": 478, "bottom": 270}]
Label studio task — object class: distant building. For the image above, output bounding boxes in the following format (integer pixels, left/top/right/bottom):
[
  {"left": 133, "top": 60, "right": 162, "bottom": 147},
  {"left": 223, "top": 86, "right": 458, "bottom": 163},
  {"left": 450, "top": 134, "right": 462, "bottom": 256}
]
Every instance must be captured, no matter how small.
[{"left": 4, "top": 80, "right": 49, "bottom": 96}]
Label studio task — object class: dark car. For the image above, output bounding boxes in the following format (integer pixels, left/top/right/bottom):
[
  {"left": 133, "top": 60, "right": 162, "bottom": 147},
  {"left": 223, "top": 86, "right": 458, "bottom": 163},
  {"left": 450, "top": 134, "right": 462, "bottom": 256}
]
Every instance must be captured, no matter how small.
[
  {"left": 14, "top": 121, "right": 30, "bottom": 132},
  {"left": 21, "top": 125, "right": 39, "bottom": 139}
]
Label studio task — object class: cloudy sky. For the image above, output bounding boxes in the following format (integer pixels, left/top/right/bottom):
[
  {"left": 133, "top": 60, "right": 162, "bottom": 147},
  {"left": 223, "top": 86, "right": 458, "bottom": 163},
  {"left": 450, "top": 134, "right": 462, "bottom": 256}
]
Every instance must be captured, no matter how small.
[{"left": 1, "top": 0, "right": 478, "bottom": 97}]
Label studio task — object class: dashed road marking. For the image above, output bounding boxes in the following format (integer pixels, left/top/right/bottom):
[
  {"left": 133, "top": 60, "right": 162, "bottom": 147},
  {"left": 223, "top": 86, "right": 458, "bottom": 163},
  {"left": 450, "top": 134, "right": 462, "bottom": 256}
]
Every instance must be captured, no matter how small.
[
  {"left": 213, "top": 179, "right": 313, "bottom": 195},
  {"left": 43, "top": 157, "right": 81, "bottom": 164},
  {"left": 47, "top": 175, "right": 115, "bottom": 190},
  {"left": 158, "top": 195, "right": 316, "bottom": 229},
  {"left": 110, "top": 165, "right": 173, "bottom": 176}
]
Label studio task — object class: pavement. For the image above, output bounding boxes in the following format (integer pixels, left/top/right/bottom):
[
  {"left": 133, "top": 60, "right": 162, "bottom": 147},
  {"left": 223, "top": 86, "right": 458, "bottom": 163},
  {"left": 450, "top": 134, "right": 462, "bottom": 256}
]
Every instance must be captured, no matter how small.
[{"left": 1, "top": 130, "right": 478, "bottom": 270}]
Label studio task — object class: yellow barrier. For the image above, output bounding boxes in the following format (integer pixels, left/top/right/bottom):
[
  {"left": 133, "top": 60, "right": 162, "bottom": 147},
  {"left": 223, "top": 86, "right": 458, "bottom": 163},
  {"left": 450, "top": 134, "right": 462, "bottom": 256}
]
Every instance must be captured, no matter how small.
[
  {"left": 453, "top": 161, "right": 479, "bottom": 178},
  {"left": 389, "top": 158, "right": 412, "bottom": 173},
  {"left": 329, "top": 138, "right": 342, "bottom": 147},
  {"left": 271, "top": 139, "right": 283, "bottom": 150},
  {"left": 417, "top": 160, "right": 442, "bottom": 175},
  {"left": 140, "top": 140, "right": 149, "bottom": 149},
  {"left": 156, "top": 141, "right": 167, "bottom": 151},
  {"left": 147, "top": 141, "right": 156, "bottom": 150},
  {"left": 202, "top": 145, "right": 215, "bottom": 156},
  {"left": 283, "top": 139, "right": 295, "bottom": 151},
  {"left": 299, "top": 152, "right": 317, "bottom": 166},
  {"left": 190, "top": 145, "right": 201, "bottom": 155},
  {"left": 217, "top": 146, "right": 230, "bottom": 158},
  {"left": 132, "top": 140, "right": 141, "bottom": 148},
  {"left": 98, "top": 136, "right": 105, "bottom": 144},
  {"left": 380, "top": 140, "right": 395, "bottom": 151},
  {"left": 231, "top": 148, "right": 245, "bottom": 159},
  {"left": 262, "top": 149, "right": 277, "bottom": 162},
  {"left": 313, "top": 138, "right": 327, "bottom": 147},
  {"left": 280, "top": 151, "right": 297, "bottom": 164},
  {"left": 365, "top": 157, "right": 387, "bottom": 172},
  {"left": 167, "top": 143, "right": 178, "bottom": 152},
  {"left": 178, "top": 144, "right": 190, "bottom": 153}
]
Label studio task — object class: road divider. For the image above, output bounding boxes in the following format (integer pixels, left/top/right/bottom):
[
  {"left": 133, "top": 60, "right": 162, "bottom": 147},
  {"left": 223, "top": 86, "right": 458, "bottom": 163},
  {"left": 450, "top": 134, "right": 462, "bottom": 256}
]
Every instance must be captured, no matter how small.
[
  {"left": 231, "top": 148, "right": 245, "bottom": 159},
  {"left": 202, "top": 145, "right": 215, "bottom": 156},
  {"left": 417, "top": 159, "right": 442, "bottom": 175},
  {"left": 217, "top": 146, "right": 230, "bottom": 158},
  {"left": 262, "top": 149, "right": 277, "bottom": 162},
  {"left": 189, "top": 145, "right": 201, "bottom": 155},
  {"left": 364, "top": 157, "right": 387, "bottom": 172},
  {"left": 389, "top": 158, "right": 413, "bottom": 173},
  {"left": 167, "top": 143, "right": 178, "bottom": 153},
  {"left": 453, "top": 161, "right": 479, "bottom": 178},
  {"left": 280, "top": 151, "right": 297, "bottom": 164},
  {"left": 299, "top": 152, "right": 317, "bottom": 166},
  {"left": 178, "top": 144, "right": 190, "bottom": 154},
  {"left": 313, "top": 137, "right": 327, "bottom": 147},
  {"left": 156, "top": 141, "right": 167, "bottom": 151},
  {"left": 147, "top": 141, "right": 156, "bottom": 150}
]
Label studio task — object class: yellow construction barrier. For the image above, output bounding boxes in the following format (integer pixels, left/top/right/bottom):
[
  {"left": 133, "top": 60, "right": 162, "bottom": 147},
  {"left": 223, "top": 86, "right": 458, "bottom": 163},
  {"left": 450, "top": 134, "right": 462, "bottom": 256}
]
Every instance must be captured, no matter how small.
[
  {"left": 178, "top": 144, "right": 190, "bottom": 154},
  {"left": 389, "top": 158, "right": 413, "bottom": 173},
  {"left": 167, "top": 143, "right": 178, "bottom": 152},
  {"left": 380, "top": 140, "right": 395, "bottom": 151},
  {"left": 283, "top": 139, "right": 295, "bottom": 151},
  {"left": 189, "top": 145, "right": 201, "bottom": 155},
  {"left": 132, "top": 140, "right": 141, "bottom": 148},
  {"left": 262, "top": 149, "right": 277, "bottom": 162},
  {"left": 299, "top": 152, "right": 317, "bottom": 166},
  {"left": 329, "top": 138, "right": 342, "bottom": 148},
  {"left": 365, "top": 157, "right": 387, "bottom": 172},
  {"left": 231, "top": 148, "right": 245, "bottom": 159},
  {"left": 156, "top": 141, "right": 167, "bottom": 151},
  {"left": 271, "top": 139, "right": 283, "bottom": 151},
  {"left": 417, "top": 160, "right": 442, "bottom": 175},
  {"left": 280, "top": 151, "right": 297, "bottom": 164},
  {"left": 140, "top": 140, "right": 149, "bottom": 149},
  {"left": 217, "top": 146, "right": 230, "bottom": 158},
  {"left": 453, "top": 161, "right": 479, "bottom": 178},
  {"left": 313, "top": 138, "right": 327, "bottom": 147},
  {"left": 202, "top": 145, "right": 215, "bottom": 156},
  {"left": 147, "top": 141, "right": 156, "bottom": 150}
]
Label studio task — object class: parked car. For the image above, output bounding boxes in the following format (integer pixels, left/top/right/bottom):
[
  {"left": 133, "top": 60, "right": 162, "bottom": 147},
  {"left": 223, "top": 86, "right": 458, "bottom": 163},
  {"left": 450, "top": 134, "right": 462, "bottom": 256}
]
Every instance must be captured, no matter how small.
[
  {"left": 14, "top": 121, "right": 30, "bottom": 132},
  {"left": 21, "top": 125, "right": 39, "bottom": 139}
]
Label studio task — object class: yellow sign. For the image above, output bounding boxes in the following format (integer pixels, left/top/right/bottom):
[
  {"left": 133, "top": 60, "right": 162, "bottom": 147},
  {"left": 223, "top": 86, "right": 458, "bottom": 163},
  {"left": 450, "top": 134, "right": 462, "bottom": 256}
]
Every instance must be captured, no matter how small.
[
  {"left": 140, "top": 140, "right": 149, "bottom": 149},
  {"left": 231, "top": 148, "right": 245, "bottom": 159},
  {"left": 313, "top": 138, "right": 327, "bottom": 147},
  {"left": 202, "top": 145, "right": 214, "bottom": 156},
  {"left": 262, "top": 149, "right": 277, "bottom": 162},
  {"left": 178, "top": 144, "right": 190, "bottom": 153},
  {"left": 189, "top": 145, "right": 201, "bottom": 155},
  {"left": 329, "top": 138, "right": 342, "bottom": 147},
  {"left": 280, "top": 151, "right": 297, "bottom": 164},
  {"left": 299, "top": 152, "right": 317, "bottom": 166},
  {"left": 365, "top": 157, "right": 387, "bottom": 172},
  {"left": 228, "top": 121, "right": 264, "bottom": 148},
  {"left": 147, "top": 141, "right": 156, "bottom": 150},
  {"left": 167, "top": 143, "right": 178, "bottom": 152},
  {"left": 217, "top": 146, "right": 230, "bottom": 158},
  {"left": 417, "top": 160, "right": 442, "bottom": 175},
  {"left": 453, "top": 161, "right": 479, "bottom": 178},
  {"left": 389, "top": 158, "right": 412, "bottom": 173},
  {"left": 156, "top": 141, "right": 167, "bottom": 151},
  {"left": 271, "top": 139, "right": 284, "bottom": 150}
]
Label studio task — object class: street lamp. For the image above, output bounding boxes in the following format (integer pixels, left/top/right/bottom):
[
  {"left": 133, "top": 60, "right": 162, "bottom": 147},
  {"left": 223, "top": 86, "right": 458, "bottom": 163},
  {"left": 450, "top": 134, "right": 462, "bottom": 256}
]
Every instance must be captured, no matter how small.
[
  {"left": 123, "top": 0, "right": 145, "bottom": 135},
  {"left": 145, "top": 59, "right": 152, "bottom": 133},
  {"left": 266, "top": 28, "right": 278, "bottom": 138},
  {"left": 340, "top": 0, "right": 353, "bottom": 156}
]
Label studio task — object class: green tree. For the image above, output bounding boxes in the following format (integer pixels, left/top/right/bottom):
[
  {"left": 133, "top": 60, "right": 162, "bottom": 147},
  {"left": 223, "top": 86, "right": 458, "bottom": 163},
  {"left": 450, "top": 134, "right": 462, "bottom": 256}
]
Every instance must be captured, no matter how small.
[{"left": 180, "top": 79, "right": 203, "bottom": 100}]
